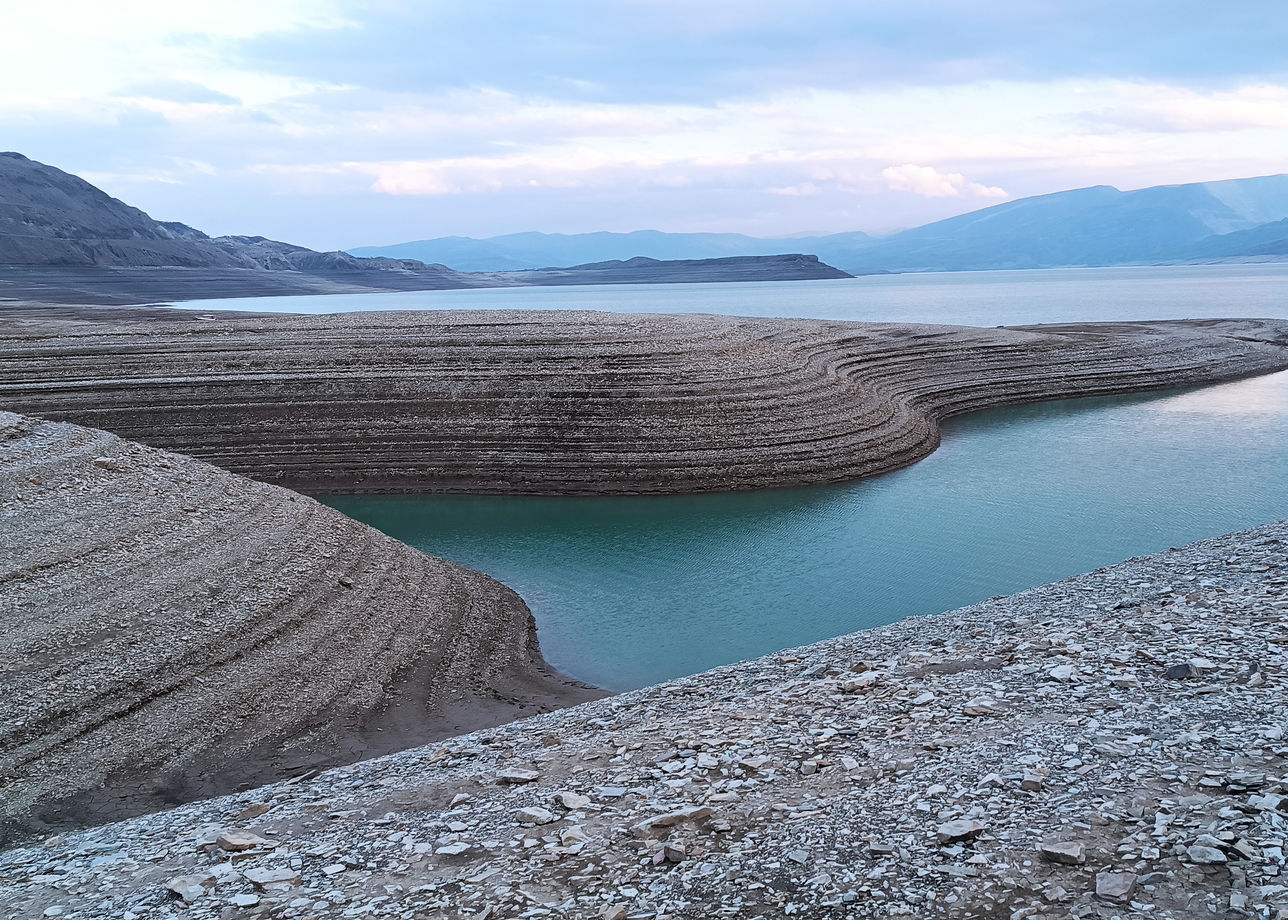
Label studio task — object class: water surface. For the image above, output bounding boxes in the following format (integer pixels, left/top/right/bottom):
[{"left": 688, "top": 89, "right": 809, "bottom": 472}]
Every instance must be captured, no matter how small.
[
  {"left": 327, "top": 370, "right": 1288, "bottom": 691},
  {"left": 176, "top": 262, "right": 1288, "bottom": 324}
]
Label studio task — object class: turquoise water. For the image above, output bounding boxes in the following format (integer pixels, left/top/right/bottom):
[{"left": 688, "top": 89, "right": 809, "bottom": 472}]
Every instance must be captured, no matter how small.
[
  {"left": 176, "top": 263, "right": 1288, "bottom": 324},
  {"left": 326, "top": 370, "right": 1288, "bottom": 691}
]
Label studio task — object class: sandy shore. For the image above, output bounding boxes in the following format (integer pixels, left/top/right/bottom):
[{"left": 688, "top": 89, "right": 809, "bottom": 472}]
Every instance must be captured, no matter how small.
[
  {"left": 1, "top": 311, "right": 1286, "bottom": 494},
  {"left": 0, "top": 413, "right": 602, "bottom": 846},
  {"left": 1, "top": 521, "right": 1282, "bottom": 918}
]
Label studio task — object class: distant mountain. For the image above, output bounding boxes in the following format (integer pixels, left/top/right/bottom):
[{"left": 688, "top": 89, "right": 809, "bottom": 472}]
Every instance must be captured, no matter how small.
[
  {"left": 831, "top": 175, "right": 1288, "bottom": 274},
  {"left": 1184, "top": 218, "right": 1288, "bottom": 260},
  {"left": 501, "top": 254, "right": 850, "bottom": 285},
  {"left": 351, "top": 174, "right": 1288, "bottom": 275},
  {"left": 350, "top": 229, "right": 873, "bottom": 272},
  {"left": 0, "top": 151, "right": 474, "bottom": 285},
  {"left": 0, "top": 153, "right": 848, "bottom": 305}
]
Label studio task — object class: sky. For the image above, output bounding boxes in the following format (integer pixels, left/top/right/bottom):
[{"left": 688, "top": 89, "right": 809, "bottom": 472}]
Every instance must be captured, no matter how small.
[{"left": 3, "top": 1, "right": 1287, "bottom": 250}]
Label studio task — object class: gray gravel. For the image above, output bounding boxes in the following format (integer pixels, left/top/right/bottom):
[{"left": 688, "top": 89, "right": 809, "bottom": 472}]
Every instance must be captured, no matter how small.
[{"left": 2, "top": 520, "right": 1284, "bottom": 919}]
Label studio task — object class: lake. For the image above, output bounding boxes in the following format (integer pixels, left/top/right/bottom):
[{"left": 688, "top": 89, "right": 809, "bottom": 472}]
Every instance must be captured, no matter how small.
[
  {"left": 306, "top": 264, "right": 1288, "bottom": 691},
  {"left": 175, "top": 262, "right": 1288, "bottom": 325},
  {"left": 325, "top": 371, "right": 1288, "bottom": 690}
]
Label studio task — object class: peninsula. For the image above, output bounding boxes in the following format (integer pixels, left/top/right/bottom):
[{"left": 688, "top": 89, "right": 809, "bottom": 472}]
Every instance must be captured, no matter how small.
[{"left": 0, "top": 310, "right": 1285, "bottom": 494}]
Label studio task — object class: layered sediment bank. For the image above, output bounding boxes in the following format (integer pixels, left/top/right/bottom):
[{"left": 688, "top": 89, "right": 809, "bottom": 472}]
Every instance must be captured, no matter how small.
[
  {"left": 1, "top": 312, "right": 1287, "bottom": 494},
  {"left": 0, "top": 413, "right": 601, "bottom": 844},
  {"left": 1, "top": 521, "right": 1283, "bottom": 918}
]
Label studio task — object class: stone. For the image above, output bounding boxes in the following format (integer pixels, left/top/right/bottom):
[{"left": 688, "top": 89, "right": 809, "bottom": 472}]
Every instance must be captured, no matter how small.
[
  {"left": 632, "top": 806, "right": 715, "bottom": 838},
  {"left": 230, "top": 893, "right": 260, "bottom": 907},
  {"left": 556, "top": 791, "right": 591, "bottom": 809},
  {"left": 601, "top": 907, "right": 628, "bottom": 920},
  {"left": 1047, "top": 664, "right": 1077, "bottom": 682},
  {"left": 216, "top": 829, "right": 275, "bottom": 851},
  {"left": 840, "top": 673, "right": 880, "bottom": 693},
  {"left": 242, "top": 867, "right": 301, "bottom": 889},
  {"left": 1095, "top": 871, "right": 1137, "bottom": 904},
  {"left": 436, "top": 842, "right": 471, "bottom": 856},
  {"left": 1021, "top": 771, "right": 1046, "bottom": 791},
  {"left": 497, "top": 768, "right": 540, "bottom": 784},
  {"left": 559, "top": 825, "right": 590, "bottom": 845},
  {"left": 165, "top": 874, "right": 215, "bottom": 902},
  {"left": 1041, "top": 841, "right": 1086, "bottom": 865},
  {"left": 1186, "top": 844, "right": 1228, "bottom": 865},
  {"left": 515, "top": 806, "right": 555, "bottom": 825},
  {"left": 937, "top": 819, "right": 986, "bottom": 843},
  {"left": 1165, "top": 662, "right": 1201, "bottom": 680},
  {"left": 962, "top": 698, "right": 999, "bottom": 716}
]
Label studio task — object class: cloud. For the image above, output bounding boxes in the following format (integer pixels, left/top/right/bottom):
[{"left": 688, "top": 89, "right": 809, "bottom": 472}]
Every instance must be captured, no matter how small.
[
  {"left": 882, "top": 164, "right": 1008, "bottom": 199},
  {"left": 1077, "top": 83, "right": 1288, "bottom": 134},
  {"left": 116, "top": 79, "right": 242, "bottom": 105}
]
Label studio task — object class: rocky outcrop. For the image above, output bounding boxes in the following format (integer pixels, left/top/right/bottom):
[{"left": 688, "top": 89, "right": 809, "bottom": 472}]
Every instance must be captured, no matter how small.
[
  {"left": 1, "top": 520, "right": 1283, "bottom": 918},
  {"left": 1, "top": 312, "right": 1286, "bottom": 494},
  {"left": 0, "top": 412, "right": 602, "bottom": 844}
]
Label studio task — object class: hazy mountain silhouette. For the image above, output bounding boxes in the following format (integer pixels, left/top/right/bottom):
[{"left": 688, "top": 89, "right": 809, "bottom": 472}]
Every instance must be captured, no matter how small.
[{"left": 351, "top": 174, "right": 1288, "bottom": 274}]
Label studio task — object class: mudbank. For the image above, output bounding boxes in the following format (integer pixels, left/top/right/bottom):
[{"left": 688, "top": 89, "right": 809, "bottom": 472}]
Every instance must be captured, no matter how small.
[
  {"left": 0, "top": 312, "right": 1286, "bottom": 494},
  {"left": 0, "top": 412, "right": 601, "bottom": 844}
]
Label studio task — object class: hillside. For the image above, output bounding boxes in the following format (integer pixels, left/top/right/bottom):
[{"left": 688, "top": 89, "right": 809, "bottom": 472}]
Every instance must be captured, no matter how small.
[
  {"left": 1185, "top": 217, "right": 1288, "bottom": 260},
  {"left": 0, "top": 152, "right": 465, "bottom": 278}
]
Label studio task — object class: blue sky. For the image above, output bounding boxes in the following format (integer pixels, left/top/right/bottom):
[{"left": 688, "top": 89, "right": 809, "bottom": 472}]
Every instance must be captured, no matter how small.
[{"left": 3, "top": 1, "right": 1286, "bottom": 249}]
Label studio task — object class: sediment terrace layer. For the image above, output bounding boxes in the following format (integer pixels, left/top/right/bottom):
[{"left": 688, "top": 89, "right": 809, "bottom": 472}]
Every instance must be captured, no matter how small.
[
  {"left": 1, "top": 312, "right": 1287, "bottom": 494},
  {"left": 3, "top": 521, "right": 1284, "bottom": 919},
  {"left": 0, "top": 412, "right": 601, "bottom": 843}
]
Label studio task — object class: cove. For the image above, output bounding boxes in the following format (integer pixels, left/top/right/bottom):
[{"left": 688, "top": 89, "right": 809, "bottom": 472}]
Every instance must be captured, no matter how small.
[{"left": 325, "top": 369, "right": 1288, "bottom": 692}]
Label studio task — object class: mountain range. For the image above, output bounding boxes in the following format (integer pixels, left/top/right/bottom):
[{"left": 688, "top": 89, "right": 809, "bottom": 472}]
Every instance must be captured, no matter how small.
[
  {"left": 351, "top": 174, "right": 1288, "bottom": 275},
  {"left": 0, "top": 153, "right": 844, "bottom": 304}
]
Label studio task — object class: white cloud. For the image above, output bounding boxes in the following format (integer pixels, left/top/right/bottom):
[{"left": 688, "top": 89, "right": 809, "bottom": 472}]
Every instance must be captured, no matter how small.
[
  {"left": 882, "top": 164, "right": 1008, "bottom": 199},
  {"left": 1080, "top": 83, "right": 1288, "bottom": 134}
]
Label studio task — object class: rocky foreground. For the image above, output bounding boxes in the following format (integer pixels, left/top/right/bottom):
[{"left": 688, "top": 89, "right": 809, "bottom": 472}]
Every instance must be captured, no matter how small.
[
  {"left": 0, "top": 412, "right": 600, "bottom": 843},
  {"left": 2, "top": 312, "right": 1287, "bottom": 493},
  {"left": 1, "top": 521, "right": 1284, "bottom": 919}
]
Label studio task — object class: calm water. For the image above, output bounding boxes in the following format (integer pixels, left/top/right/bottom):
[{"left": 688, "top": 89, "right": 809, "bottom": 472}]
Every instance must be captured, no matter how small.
[
  {"left": 175, "top": 263, "right": 1288, "bottom": 324},
  {"left": 233, "top": 262, "right": 1288, "bottom": 690},
  {"left": 326, "top": 371, "right": 1288, "bottom": 691}
]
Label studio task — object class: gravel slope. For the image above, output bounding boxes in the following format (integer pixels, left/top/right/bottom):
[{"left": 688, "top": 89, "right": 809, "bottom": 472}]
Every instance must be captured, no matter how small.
[
  {"left": 0, "top": 521, "right": 1283, "bottom": 919},
  {"left": 1, "top": 312, "right": 1286, "bottom": 494},
  {"left": 0, "top": 413, "right": 602, "bottom": 845}
]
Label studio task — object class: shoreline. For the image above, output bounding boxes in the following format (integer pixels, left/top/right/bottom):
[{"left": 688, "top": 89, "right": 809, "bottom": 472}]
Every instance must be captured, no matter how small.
[
  {"left": 2, "top": 311, "right": 1286, "bottom": 496},
  {"left": 0, "top": 413, "right": 604, "bottom": 847},
  {"left": 2, "top": 519, "right": 1283, "bottom": 917}
]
